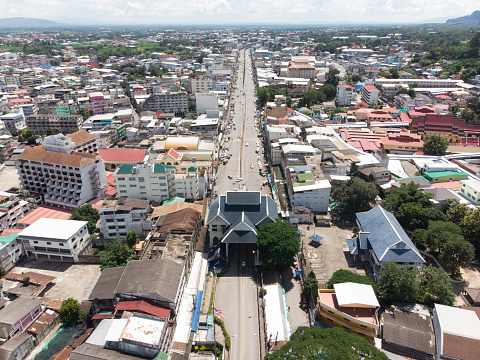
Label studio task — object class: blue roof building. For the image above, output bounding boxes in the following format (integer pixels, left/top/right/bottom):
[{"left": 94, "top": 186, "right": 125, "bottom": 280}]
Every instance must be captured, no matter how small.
[{"left": 346, "top": 206, "right": 425, "bottom": 281}]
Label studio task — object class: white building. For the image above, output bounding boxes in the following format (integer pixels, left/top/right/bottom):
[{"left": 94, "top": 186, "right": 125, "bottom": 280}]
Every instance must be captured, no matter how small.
[
  {"left": 0, "top": 192, "right": 29, "bottom": 232},
  {"left": 336, "top": 84, "right": 355, "bottom": 107},
  {"left": 19, "top": 218, "right": 90, "bottom": 262},
  {"left": 0, "top": 233, "right": 25, "bottom": 272},
  {"left": 459, "top": 179, "right": 480, "bottom": 205},
  {"left": 0, "top": 112, "right": 26, "bottom": 132},
  {"left": 16, "top": 146, "right": 108, "bottom": 209},
  {"left": 195, "top": 93, "right": 219, "bottom": 115},
  {"left": 113, "top": 163, "right": 199, "bottom": 203},
  {"left": 361, "top": 85, "right": 380, "bottom": 105},
  {"left": 286, "top": 168, "right": 331, "bottom": 213},
  {"left": 99, "top": 198, "right": 153, "bottom": 240}
]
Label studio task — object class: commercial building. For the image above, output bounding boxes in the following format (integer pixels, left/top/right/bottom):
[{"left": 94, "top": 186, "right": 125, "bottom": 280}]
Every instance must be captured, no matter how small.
[
  {"left": 16, "top": 146, "right": 108, "bottom": 209},
  {"left": 66, "top": 129, "right": 99, "bottom": 154},
  {"left": 317, "top": 283, "right": 380, "bottom": 342},
  {"left": 25, "top": 114, "right": 83, "bottom": 136},
  {"left": 287, "top": 58, "right": 315, "bottom": 79},
  {"left": 98, "top": 149, "right": 147, "bottom": 172},
  {"left": 141, "top": 92, "right": 188, "bottom": 114},
  {"left": 381, "top": 132, "right": 424, "bottom": 154},
  {"left": 19, "top": 218, "right": 90, "bottom": 262},
  {"left": 286, "top": 167, "right": 331, "bottom": 213},
  {"left": 361, "top": 85, "right": 380, "bottom": 105},
  {"left": 195, "top": 93, "right": 219, "bottom": 115},
  {"left": 411, "top": 114, "right": 480, "bottom": 141},
  {"left": 189, "top": 74, "right": 213, "bottom": 94},
  {"left": 336, "top": 84, "right": 355, "bottom": 107},
  {"left": 375, "top": 78, "right": 462, "bottom": 88}
]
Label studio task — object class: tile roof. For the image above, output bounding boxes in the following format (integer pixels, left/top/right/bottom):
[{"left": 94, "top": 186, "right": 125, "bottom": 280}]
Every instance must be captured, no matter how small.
[
  {"left": 163, "top": 148, "right": 180, "bottom": 160},
  {"left": 98, "top": 149, "right": 146, "bottom": 163},
  {"left": 156, "top": 208, "right": 200, "bottom": 233},
  {"left": 17, "top": 146, "right": 98, "bottom": 168},
  {"left": 149, "top": 202, "right": 203, "bottom": 220},
  {"left": 443, "top": 334, "right": 480, "bottom": 360},
  {"left": 88, "top": 266, "right": 125, "bottom": 300},
  {"left": 115, "top": 299, "right": 171, "bottom": 318},
  {"left": 66, "top": 130, "right": 99, "bottom": 145},
  {"left": 17, "top": 205, "right": 72, "bottom": 226}
]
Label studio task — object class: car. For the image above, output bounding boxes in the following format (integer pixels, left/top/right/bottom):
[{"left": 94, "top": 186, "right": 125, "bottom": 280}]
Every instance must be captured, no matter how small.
[
  {"left": 242, "top": 261, "right": 246, "bottom": 267},
  {"left": 228, "top": 175, "right": 233, "bottom": 179},
  {"left": 246, "top": 142, "right": 248, "bottom": 146},
  {"left": 250, "top": 164, "right": 254, "bottom": 169},
  {"left": 236, "top": 178, "right": 241, "bottom": 182}
]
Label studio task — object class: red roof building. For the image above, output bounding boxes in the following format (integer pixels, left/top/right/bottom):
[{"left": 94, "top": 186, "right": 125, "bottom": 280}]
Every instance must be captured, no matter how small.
[
  {"left": 115, "top": 299, "right": 171, "bottom": 319},
  {"left": 16, "top": 205, "right": 72, "bottom": 229},
  {"left": 98, "top": 149, "right": 147, "bottom": 171},
  {"left": 411, "top": 114, "right": 480, "bottom": 139}
]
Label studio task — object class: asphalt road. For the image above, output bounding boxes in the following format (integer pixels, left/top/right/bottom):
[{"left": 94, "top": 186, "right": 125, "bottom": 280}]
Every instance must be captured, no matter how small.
[{"left": 214, "top": 49, "right": 262, "bottom": 360}]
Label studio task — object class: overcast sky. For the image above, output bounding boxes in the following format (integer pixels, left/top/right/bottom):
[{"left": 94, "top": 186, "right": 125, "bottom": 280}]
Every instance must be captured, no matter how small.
[{"left": 0, "top": 0, "right": 478, "bottom": 25}]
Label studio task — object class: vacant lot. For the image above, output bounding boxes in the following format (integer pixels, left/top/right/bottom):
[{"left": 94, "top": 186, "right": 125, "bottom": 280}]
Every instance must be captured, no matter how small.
[
  {"left": 11, "top": 259, "right": 101, "bottom": 301},
  {"left": 0, "top": 165, "right": 21, "bottom": 192}
]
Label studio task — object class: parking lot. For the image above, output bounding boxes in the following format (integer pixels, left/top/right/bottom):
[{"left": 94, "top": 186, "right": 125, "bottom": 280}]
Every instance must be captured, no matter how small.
[
  {"left": 0, "top": 165, "right": 21, "bottom": 192},
  {"left": 10, "top": 259, "right": 101, "bottom": 301},
  {"left": 298, "top": 224, "right": 368, "bottom": 288}
]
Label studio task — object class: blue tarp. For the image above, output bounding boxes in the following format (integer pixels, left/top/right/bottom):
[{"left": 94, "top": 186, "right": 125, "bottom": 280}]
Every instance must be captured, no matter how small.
[
  {"left": 290, "top": 217, "right": 299, "bottom": 224},
  {"left": 309, "top": 234, "right": 323, "bottom": 243},
  {"left": 191, "top": 290, "right": 203, "bottom": 332},
  {"left": 295, "top": 269, "right": 302, "bottom": 276}
]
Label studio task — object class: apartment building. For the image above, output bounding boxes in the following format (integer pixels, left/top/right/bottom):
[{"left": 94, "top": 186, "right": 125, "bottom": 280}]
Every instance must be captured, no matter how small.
[
  {"left": 287, "top": 58, "right": 315, "bottom": 79},
  {"left": 89, "top": 92, "right": 106, "bottom": 115},
  {"left": 99, "top": 198, "right": 153, "bottom": 240},
  {"left": 25, "top": 114, "right": 83, "bottom": 136},
  {"left": 361, "top": 85, "right": 380, "bottom": 105},
  {"left": 141, "top": 92, "right": 188, "bottom": 114},
  {"left": 42, "top": 130, "right": 99, "bottom": 155},
  {"left": 113, "top": 162, "right": 199, "bottom": 203},
  {"left": 189, "top": 74, "right": 213, "bottom": 94},
  {"left": 0, "top": 192, "right": 29, "bottom": 232},
  {"left": 459, "top": 179, "right": 480, "bottom": 205},
  {"left": 0, "top": 112, "right": 26, "bottom": 132},
  {"left": 19, "top": 218, "right": 90, "bottom": 262},
  {"left": 286, "top": 167, "right": 331, "bottom": 213},
  {"left": 336, "top": 84, "right": 355, "bottom": 107},
  {"left": 0, "top": 233, "right": 25, "bottom": 272},
  {"left": 16, "top": 146, "right": 107, "bottom": 209}
]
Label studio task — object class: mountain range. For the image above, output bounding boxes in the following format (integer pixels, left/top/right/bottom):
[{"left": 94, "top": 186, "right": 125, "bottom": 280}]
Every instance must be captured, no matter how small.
[
  {"left": 446, "top": 10, "right": 480, "bottom": 27},
  {"left": 0, "top": 17, "right": 65, "bottom": 28}
]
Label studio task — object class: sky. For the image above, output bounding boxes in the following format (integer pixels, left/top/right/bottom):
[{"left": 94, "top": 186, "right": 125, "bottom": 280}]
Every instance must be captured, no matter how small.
[{"left": 0, "top": 0, "right": 478, "bottom": 25}]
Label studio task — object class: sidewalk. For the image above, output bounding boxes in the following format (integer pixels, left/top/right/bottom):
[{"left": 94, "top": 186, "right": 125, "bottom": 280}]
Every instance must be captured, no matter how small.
[{"left": 281, "top": 268, "right": 310, "bottom": 332}]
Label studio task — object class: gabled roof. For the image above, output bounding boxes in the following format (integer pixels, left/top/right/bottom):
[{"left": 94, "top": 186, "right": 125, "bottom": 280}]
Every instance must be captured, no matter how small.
[
  {"left": 334, "top": 282, "right": 379, "bottom": 308},
  {"left": 115, "top": 299, "right": 170, "bottom": 318},
  {"left": 356, "top": 206, "right": 424, "bottom": 264},
  {"left": 163, "top": 148, "right": 180, "bottom": 160},
  {"left": 98, "top": 148, "right": 146, "bottom": 163}
]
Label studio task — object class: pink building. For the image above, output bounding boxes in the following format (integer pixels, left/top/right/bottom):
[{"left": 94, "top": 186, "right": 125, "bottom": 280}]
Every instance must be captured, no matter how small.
[{"left": 89, "top": 92, "right": 105, "bottom": 115}]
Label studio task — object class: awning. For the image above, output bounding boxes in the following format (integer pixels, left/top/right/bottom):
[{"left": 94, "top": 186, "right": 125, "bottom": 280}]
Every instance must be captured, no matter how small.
[{"left": 309, "top": 234, "right": 323, "bottom": 243}]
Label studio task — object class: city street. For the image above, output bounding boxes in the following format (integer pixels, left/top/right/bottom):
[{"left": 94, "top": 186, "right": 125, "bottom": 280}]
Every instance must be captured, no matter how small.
[{"left": 214, "top": 49, "right": 262, "bottom": 360}]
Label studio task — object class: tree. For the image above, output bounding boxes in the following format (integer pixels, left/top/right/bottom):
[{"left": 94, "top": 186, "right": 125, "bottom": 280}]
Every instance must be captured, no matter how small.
[
  {"left": 442, "top": 199, "right": 469, "bottom": 225},
  {"left": 423, "top": 134, "right": 448, "bottom": 156},
  {"left": 100, "top": 238, "right": 135, "bottom": 269},
  {"left": 59, "top": 298, "right": 87, "bottom": 324},
  {"left": 257, "top": 219, "right": 300, "bottom": 271},
  {"left": 461, "top": 108, "right": 476, "bottom": 122},
  {"left": 325, "top": 68, "right": 340, "bottom": 87},
  {"left": 76, "top": 109, "right": 90, "bottom": 121},
  {"left": 301, "top": 271, "right": 319, "bottom": 304},
  {"left": 418, "top": 265, "right": 455, "bottom": 306},
  {"left": 351, "top": 74, "right": 362, "bottom": 83},
  {"left": 439, "top": 238, "right": 475, "bottom": 277},
  {"left": 321, "top": 83, "right": 337, "bottom": 100},
  {"left": 70, "top": 204, "right": 99, "bottom": 234},
  {"left": 460, "top": 208, "right": 480, "bottom": 255},
  {"left": 46, "top": 128, "right": 60, "bottom": 136},
  {"left": 382, "top": 182, "right": 433, "bottom": 213},
  {"left": 424, "top": 221, "right": 463, "bottom": 253},
  {"left": 22, "top": 276, "right": 30, "bottom": 285},
  {"left": 389, "top": 68, "right": 399, "bottom": 79},
  {"left": 327, "top": 269, "right": 377, "bottom": 291},
  {"left": 377, "top": 262, "right": 419, "bottom": 303},
  {"left": 265, "top": 327, "right": 388, "bottom": 360},
  {"left": 331, "top": 177, "right": 378, "bottom": 216},
  {"left": 411, "top": 228, "right": 428, "bottom": 250},
  {"left": 127, "top": 230, "right": 139, "bottom": 248}
]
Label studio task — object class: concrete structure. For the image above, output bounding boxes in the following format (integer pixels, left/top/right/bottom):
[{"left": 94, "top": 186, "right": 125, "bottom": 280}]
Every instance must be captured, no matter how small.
[
  {"left": 0, "top": 233, "right": 25, "bottom": 272},
  {"left": 286, "top": 167, "right": 331, "bottom": 213},
  {"left": 459, "top": 179, "right": 480, "bottom": 205},
  {"left": 0, "top": 112, "right": 26, "bottom": 132},
  {"left": 361, "top": 85, "right": 380, "bottom": 105},
  {"left": 189, "top": 74, "right": 213, "bottom": 94},
  {"left": 89, "top": 91, "right": 105, "bottom": 115},
  {"left": 411, "top": 114, "right": 480, "bottom": 141},
  {"left": 98, "top": 149, "right": 147, "bottom": 172},
  {"left": 16, "top": 146, "right": 107, "bottom": 209},
  {"left": 195, "top": 93, "right": 219, "bottom": 115},
  {"left": 0, "top": 297, "right": 43, "bottom": 341},
  {"left": 381, "top": 132, "right": 424, "bottom": 154},
  {"left": 19, "top": 218, "right": 90, "bottom": 262},
  {"left": 375, "top": 78, "right": 463, "bottom": 88},
  {"left": 66, "top": 129, "right": 99, "bottom": 154},
  {"left": 0, "top": 191, "right": 29, "bottom": 232},
  {"left": 336, "top": 84, "right": 355, "bottom": 107},
  {"left": 25, "top": 114, "right": 83, "bottom": 136},
  {"left": 287, "top": 58, "right": 315, "bottom": 79},
  {"left": 141, "top": 92, "right": 188, "bottom": 114},
  {"left": 99, "top": 198, "right": 153, "bottom": 240}
]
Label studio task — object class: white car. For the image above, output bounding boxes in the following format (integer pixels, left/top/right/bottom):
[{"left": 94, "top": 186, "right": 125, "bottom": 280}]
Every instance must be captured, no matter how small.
[
  {"left": 236, "top": 178, "right": 242, "bottom": 182},
  {"left": 246, "top": 142, "right": 248, "bottom": 146},
  {"left": 250, "top": 164, "right": 254, "bottom": 169}
]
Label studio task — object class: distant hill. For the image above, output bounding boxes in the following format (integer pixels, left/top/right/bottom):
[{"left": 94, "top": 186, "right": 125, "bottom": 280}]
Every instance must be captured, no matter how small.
[
  {"left": 0, "top": 17, "right": 65, "bottom": 28},
  {"left": 446, "top": 10, "right": 480, "bottom": 27}
]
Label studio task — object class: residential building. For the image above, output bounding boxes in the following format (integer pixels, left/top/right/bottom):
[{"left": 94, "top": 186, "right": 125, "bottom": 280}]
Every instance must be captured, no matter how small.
[
  {"left": 381, "top": 132, "right": 424, "bottom": 154},
  {"left": 141, "top": 92, "right": 188, "bottom": 114},
  {"left": 346, "top": 205, "right": 425, "bottom": 280},
  {"left": 189, "top": 116, "right": 219, "bottom": 133},
  {"left": 459, "top": 179, "right": 480, "bottom": 205},
  {"left": 266, "top": 95, "right": 287, "bottom": 119},
  {"left": 336, "top": 84, "right": 355, "bottom": 107},
  {"left": 66, "top": 129, "right": 99, "bottom": 154},
  {"left": 0, "top": 112, "right": 26, "bottom": 132},
  {"left": 25, "top": 114, "right": 83, "bottom": 136},
  {"left": 206, "top": 192, "right": 278, "bottom": 257},
  {"left": 0, "top": 233, "right": 25, "bottom": 272},
  {"left": 16, "top": 146, "right": 107, "bottom": 209},
  {"left": 285, "top": 167, "right": 331, "bottom": 213},
  {"left": 358, "top": 166, "right": 391, "bottom": 184},
  {"left": 98, "top": 149, "right": 147, "bottom": 172},
  {"left": 361, "top": 85, "right": 380, "bottom": 105},
  {"left": 113, "top": 163, "right": 199, "bottom": 203},
  {"left": 433, "top": 304, "right": 480, "bottom": 360},
  {"left": 422, "top": 171, "right": 468, "bottom": 183},
  {"left": 0, "top": 191, "right": 29, "bottom": 232},
  {"left": 317, "top": 282, "right": 380, "bottom": 342},
  {"left": 0, "top": 297, "right": 43, "bottom": 341},
  {"left": 189, "top": 74, "right": 213, "bottom": 94},
  {"left": 19, "top": 218, "right": 90, "bottom": 262},
  {"left": 0, "top": 333, "right": 35, "bottom": 360},
  {"left": 99, "top": 198, "right": 153, "bottom": 240},
  {"left": 89, "top": 92, "right": 106, "bottom": 115}
]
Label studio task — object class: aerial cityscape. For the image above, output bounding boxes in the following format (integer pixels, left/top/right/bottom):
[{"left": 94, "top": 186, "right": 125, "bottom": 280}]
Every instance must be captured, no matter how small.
[{"left": 0, "top": 7, "right": 479, "bottom": 360}]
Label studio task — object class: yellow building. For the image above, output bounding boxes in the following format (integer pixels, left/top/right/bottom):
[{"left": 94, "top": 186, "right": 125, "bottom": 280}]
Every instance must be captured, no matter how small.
[{"left": 317, "top": 282, "right": 379, "bottom": 342}]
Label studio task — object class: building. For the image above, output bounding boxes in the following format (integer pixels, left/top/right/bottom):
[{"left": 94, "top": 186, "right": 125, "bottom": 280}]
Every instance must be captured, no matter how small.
[
  {"left": 98, "top": 149, "right": 147, "bottom": 172},
  {"left": 287, "top": 58, "right": 315, "bottom": 79},
  {"left": 381, "top": 132, "right": 424, "bottom": 154},
  {"left": 0, "top": 191, "right": 29, "bottom": 232},
  {"left": 16, "top": 146, "right": 107, "bottom": 209},
  {"left": 66, "top": 129, "right": 99, "bottom": 154},
  {"left": 0, "top": 112, "right": 26, "bottom": 132},
  {"left": 0, "top": 333, "right": 35, "bottom": 360},
  {"left": 99, "top": 198, "right": 153, "bottom": 240},
  {"left": 375, "top": 78, "right": 462, "bottom": 88},
  {"left": 195, "top": 93, "right": 219, "bottom": 115},
  {"left": 0, "top": 233, "right": 25, "bottom": 272},
  {"left": 206, "top": 192, "right": 278, "bottom": 257},
  {"left": 422, "top": 171, "right": 468, "bottom": 183},
  {"left": 113, "top": 163, "right": 199, "bottom": 203},
  {"left": 89, "top": 92, "right": 105, "bottom": 115},
  {"left": 189, "top": 116, "right": 219, "bottom": 133},
  {"left": 346, "top": 206, "right": 425, "bottom": 280},
  {"left": 411, "top": 114, "right": 480, "bottom": 141},
  {"left": 433, "top": 304, "right": 480, "bottom": 360},
  {"left": 459, "top": 179, "right": 480, "bottom": 205},
  {"left": 25, "top": 114, "right": 83, "bottom": 136},
  {"left": 317, "top": 282, "right": 380, "bottom": 342},
  {"left": 286, "top": 167, "right": 331, "bottom": 213},
  {"left": 336, "top": 84, "right": 355, "bottom": 107},
  {"left": 0, "top": 297, "right": 43, "bottom": 341},
  {"left": 189, "top": 74, "right": 213, "bottom": 94},
  {"left": 361, "top": 85, "right": 380, "bottom": 105},
  {"left": 19, "top": 218, "right": 90, "bottom": 262},
  {"left": 141, "top": 92, "right": 188, "bottom": 114}
]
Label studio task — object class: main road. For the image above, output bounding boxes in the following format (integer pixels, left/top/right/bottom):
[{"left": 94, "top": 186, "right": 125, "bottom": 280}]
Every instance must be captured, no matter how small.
[{"left": 214, "top": 48, "right": 263, "bottom": 360}]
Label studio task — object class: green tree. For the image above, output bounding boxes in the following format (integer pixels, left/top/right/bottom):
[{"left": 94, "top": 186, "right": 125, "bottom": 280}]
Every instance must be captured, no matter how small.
[
  {"left": 445, "top": 201, "right": 469, "bottom": 225},
  {"left": 59, "top": 298, "right": 87, "bottom": 324},
  {"left": 461, "top": 108, "right": 476, "bottom": 122},
  {"left": 46, "top": 128, "right": 60, "bottom": 136},
  {"left": 327, "top": 269, "right": 377, "bottom": 292},
  {"left": 325, "top": 68, "right": 340, "bottom": 87},
  {"left": 126, "top": 230, "right": 139, "bottom": 248},
  {"left": 460, "top": 208, "right": 480, "bottom": 256},
  {"left": 100, "top": 238, "right": 135, "bottom": 269},
  {"left": 76, "top": 108, "right": 90, "bottom": 121},
  {"left": 466, "top": 97, "right": 480, "bottom": 115},
  {"left": 418, "top": 265, "right": 455, "bottom": 306},
  {"left": 382, "top": 182, "right": 433, "bottom": 213},
  {"left": 22, "top": 276, "right": 30, "bottom": 285},
  {"left": 301, "top": 271, "right": 319, "bottom": 304},
  {"left": 377, "top": 262, "right": 419, "bottom": 303},
  {"left": 424, "top": 221, "right": 463, "bottom": 253},
  {"left": 331, "top": 177, "right": 378, "bottom": 216},
  {"left": 70, "top": 204, "right": 99, "bottom": 234},
  {"left": 321, "top": 83, "right": 337, "bottom": 100},
  {"left": 257, "top": 219, "right": 300, "bottom": 271},
  {"left": 411, "top": 228, "right": 428, "bottom": 250},
  {"left": 351, "top": 74, "right": 362, "bottom": 83},
  {"left": 439, "top": 238, "right": 475, "bottom": 277},
  {"left": 423, "top": 134, "right": 448, "bottom": 156},
  {"left": 265, "top": 327, "right": 388, "bottom": 360},
  {"left": 389, "top": 68, "right": 399, "bottom": 79},
  {"left": 396, "top": 204, "right": 444, "bottom": 232}
]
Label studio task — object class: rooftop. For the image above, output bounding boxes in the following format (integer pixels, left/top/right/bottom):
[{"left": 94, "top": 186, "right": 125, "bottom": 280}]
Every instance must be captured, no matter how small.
[
  {"left": 19, "top": 218, "right": 87, "bottom": 240},
  {"left": 17, "top": 205, "right": 72, "bottom": 227},
  {"left": 319, "top": 290, "right": 377, "bottom": 325},
  {"left": 435, "top": 303, "right": 480, "bottom": 339},
  {"left": 98, "top": 148, "right": 147, "bottom": 163},
  {"left": 17, "top": 146, "right": 98, "bottom": 168},
  {"left": 66, "top": 129, "right": 98, "bottom": 145},
  {"left": 333, "top": 282, "right": 379, "bottom": 308}
]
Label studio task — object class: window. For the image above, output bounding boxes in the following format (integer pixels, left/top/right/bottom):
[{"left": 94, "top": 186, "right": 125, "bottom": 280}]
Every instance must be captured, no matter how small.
[
  {"left": 119, "top": 185, "right": 126, "bottom": 188},
  {"left": 140, "top": 186, "right": 146, "bottom": 189},
  {"left": 140, "top": 192, "right": 147, "bottom": 195},
  {"left": 59, "top": 243, "right": 64, "bottom": 246},
  {"left": 33, "top": 241, "right": 38, "bottom": 244},
  {"left": 120, "top": 190, "right": 127, "bottom": 194},
  {"left": 221, "top": 225, "right": 226, "bottom": 231},
  {"left": 212, "top": 225, "right": 217, "bottom": 231},
  {"left": 160, "top": 183, "right": 167, "bottom": 186},
  {"left": 46, "top": 242, "right": 51, "bottom": 245},
  {"left": 117, "top": 177, "right": 125, "bottom": 181},
  {"left": 138, "top": 177, "right": 145, "bottom": 182},
  {"left": 130, "top": 184, "right": 137, "bottom": 188},
  {"left": 128, "top": 177, "right": 136, "bottom": 181}
]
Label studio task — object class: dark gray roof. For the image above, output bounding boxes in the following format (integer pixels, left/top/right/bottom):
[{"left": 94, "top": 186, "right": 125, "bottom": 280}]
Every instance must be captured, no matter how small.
[
  {"left": 69, "top": 343, "right": 141, "bottom": 360},
  {"left": 114, "top": 259, "right": 183, "bottom": 304},
  {"left": 88, "top": 266, "right": 125, "bottom": 301},
  {"left": 383, "top": 310, "right": 435, "bottom": 355},
  {"left": 226, "top": 191, "right": 261, "bottom": 206},
  {"left": 393, "top": 177, "right": 430, "bottom": 188},
  {"left": 423, "top": 187, "right": 457, "bottom": 202},
  {"left": 0, "top": 297, "right": 42, "bottom": 326},
  {"left": 0, "top": 333, "right": 33, "bottom": 358},
  {"left": 356, "top": 206, "right": 424, "bottom": 264}
]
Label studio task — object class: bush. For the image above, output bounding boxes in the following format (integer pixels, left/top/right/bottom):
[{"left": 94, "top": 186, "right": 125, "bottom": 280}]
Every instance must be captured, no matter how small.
[
  {"left": 22, "top": 276, "right": 30, "bottom": 285},
  {"left": 215, "top": 316, "right": 231, "bottom": 350},
  {"left": 259, "top": 288, "right": 267, "bottom": 298},
  {"left": 327, "top": 269, "right": 377, "bottom": 293}
]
